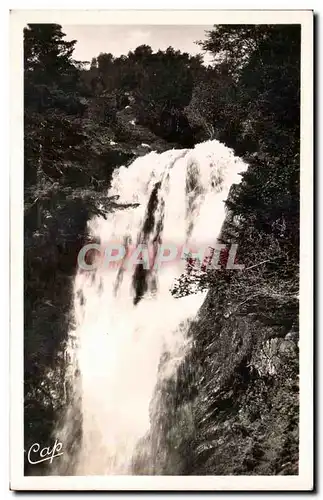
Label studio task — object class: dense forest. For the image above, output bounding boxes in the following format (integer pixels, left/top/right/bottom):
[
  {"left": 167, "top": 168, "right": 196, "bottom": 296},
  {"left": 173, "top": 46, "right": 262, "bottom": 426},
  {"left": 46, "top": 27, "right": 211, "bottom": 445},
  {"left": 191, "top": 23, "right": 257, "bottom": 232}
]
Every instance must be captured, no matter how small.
[{"left": 24, "top": 23, "right": 300, "bottom": 475}]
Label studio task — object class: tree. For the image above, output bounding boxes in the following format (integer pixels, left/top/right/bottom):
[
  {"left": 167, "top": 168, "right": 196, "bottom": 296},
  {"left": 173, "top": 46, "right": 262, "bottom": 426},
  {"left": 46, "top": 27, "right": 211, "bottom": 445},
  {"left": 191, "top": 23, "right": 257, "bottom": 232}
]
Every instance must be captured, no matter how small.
[
  {"left": 185, "top": 64, "right": 239, "bottom": 141},
  {"left": 24, "top": 24, "right": 79, "bottom": 92},
  {"left": 79, "top": 45, "right": 205, "bottom": 146},
  {"left": 24, "top": 24, "right": 88, "bottom": 190},
  {"left": 24, "top": 24, "right": 113, "bottom": 474},
  {"left": 198, "top": 25, "right": 269, "bottom": 76},
  {"left": 90, "top": 57, "right": 98, "bottom": 69},
  {"left": 187, "top": 25, "right": 300, "bottom": 252}
]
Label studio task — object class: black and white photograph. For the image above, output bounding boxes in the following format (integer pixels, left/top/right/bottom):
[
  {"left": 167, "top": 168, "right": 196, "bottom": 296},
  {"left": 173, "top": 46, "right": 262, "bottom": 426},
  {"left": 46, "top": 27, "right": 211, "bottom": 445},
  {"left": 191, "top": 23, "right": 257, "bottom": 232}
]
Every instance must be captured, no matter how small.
[{"left": 10, "top": 9, "right": 313, "bottom": 491}]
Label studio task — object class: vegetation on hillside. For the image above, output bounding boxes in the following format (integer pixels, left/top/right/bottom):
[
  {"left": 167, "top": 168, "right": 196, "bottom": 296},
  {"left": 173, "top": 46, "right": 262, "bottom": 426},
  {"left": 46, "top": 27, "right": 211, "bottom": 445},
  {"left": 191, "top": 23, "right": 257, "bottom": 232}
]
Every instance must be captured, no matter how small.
[
  {"left": 24, "top": 23, "right": 300, "bottom": 475},
  {"left": 153, "top": 25, "right": 300, "bottom": 476}
]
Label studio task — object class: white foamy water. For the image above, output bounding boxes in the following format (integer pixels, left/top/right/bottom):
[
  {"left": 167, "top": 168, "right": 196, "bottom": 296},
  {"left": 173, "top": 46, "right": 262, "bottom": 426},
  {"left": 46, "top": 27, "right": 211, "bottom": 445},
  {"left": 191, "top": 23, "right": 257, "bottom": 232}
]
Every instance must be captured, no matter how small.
[{"left": 55, "top": 140, "right": 247, "bottom": 475}]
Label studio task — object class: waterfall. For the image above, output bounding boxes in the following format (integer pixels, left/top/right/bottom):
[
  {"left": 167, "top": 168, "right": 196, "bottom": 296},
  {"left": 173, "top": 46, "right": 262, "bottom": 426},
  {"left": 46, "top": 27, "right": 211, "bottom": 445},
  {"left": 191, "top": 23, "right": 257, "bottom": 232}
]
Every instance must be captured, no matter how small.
[{"left": 55, "top": 140, "right": 248, "bottom": 475}]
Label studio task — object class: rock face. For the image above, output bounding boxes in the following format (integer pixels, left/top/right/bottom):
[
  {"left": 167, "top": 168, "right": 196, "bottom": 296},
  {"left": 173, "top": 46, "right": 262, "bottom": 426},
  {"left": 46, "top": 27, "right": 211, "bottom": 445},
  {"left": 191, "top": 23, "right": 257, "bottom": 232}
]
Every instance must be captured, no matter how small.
[{"left": 142, "top": 285, "right": 299, "bottom": 476}]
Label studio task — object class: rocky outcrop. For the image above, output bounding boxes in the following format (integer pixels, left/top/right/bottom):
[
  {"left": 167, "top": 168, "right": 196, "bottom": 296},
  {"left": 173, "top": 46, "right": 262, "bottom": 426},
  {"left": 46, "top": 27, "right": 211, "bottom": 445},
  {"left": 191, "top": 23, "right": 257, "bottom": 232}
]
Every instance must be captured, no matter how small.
[{"left": 141, "top": 284, "right": 299, "bottom": 476}]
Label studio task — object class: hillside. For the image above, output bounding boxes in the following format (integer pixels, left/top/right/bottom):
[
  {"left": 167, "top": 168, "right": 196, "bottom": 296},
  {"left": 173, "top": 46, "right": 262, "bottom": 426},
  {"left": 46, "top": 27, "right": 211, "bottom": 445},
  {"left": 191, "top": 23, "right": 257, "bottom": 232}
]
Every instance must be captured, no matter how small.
[{"left": 23, "top": 23, "right": 300, "bottom": 476}]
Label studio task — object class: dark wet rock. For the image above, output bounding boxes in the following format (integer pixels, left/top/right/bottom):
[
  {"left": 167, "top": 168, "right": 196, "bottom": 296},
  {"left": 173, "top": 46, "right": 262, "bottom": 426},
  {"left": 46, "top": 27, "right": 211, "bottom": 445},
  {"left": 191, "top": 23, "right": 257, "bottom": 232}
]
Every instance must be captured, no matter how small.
[{"left": 138, "top": 284, "right": 299, "bottom": 476}]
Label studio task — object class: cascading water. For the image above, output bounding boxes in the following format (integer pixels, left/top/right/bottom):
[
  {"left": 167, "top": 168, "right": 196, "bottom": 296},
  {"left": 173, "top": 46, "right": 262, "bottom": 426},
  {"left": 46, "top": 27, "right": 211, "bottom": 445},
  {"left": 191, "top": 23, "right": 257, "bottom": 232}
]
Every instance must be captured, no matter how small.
[{"left": 55, "top": 140, "right": 248, "bottom": 475}]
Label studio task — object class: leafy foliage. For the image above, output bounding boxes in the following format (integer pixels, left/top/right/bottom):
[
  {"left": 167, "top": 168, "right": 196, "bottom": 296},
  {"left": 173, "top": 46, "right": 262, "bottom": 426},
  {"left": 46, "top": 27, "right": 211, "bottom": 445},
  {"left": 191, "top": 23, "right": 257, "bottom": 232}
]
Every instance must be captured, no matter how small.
[
  {"left": 80, "top": 45, "right": 204, "bottom": 146},
  {"left": 179, "top": 24, "right": 300, "bottom": 298},
  {"left": 158, "top": 25, "right": 300, "bottom": 476},
  {"left": 23, "top": 24, "right": 115, "bottom": 473},
  {"left": 24, "top": 23, "right": 300, "bottom": 476}
]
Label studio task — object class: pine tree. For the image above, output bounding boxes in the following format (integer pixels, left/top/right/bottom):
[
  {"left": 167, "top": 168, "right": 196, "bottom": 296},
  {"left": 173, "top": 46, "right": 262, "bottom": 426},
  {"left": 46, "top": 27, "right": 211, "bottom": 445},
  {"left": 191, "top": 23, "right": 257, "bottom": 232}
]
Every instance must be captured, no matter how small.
[{"left": 24, "top": 25, "right": 101, "bottom": 473}]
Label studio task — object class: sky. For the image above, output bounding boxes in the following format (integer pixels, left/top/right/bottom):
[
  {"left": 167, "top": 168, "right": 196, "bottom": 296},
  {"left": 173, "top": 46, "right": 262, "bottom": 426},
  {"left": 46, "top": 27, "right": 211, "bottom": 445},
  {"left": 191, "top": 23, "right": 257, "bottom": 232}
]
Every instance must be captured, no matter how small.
[{"left": 61, "top": 25, "right": 214, "bottom": 66}]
